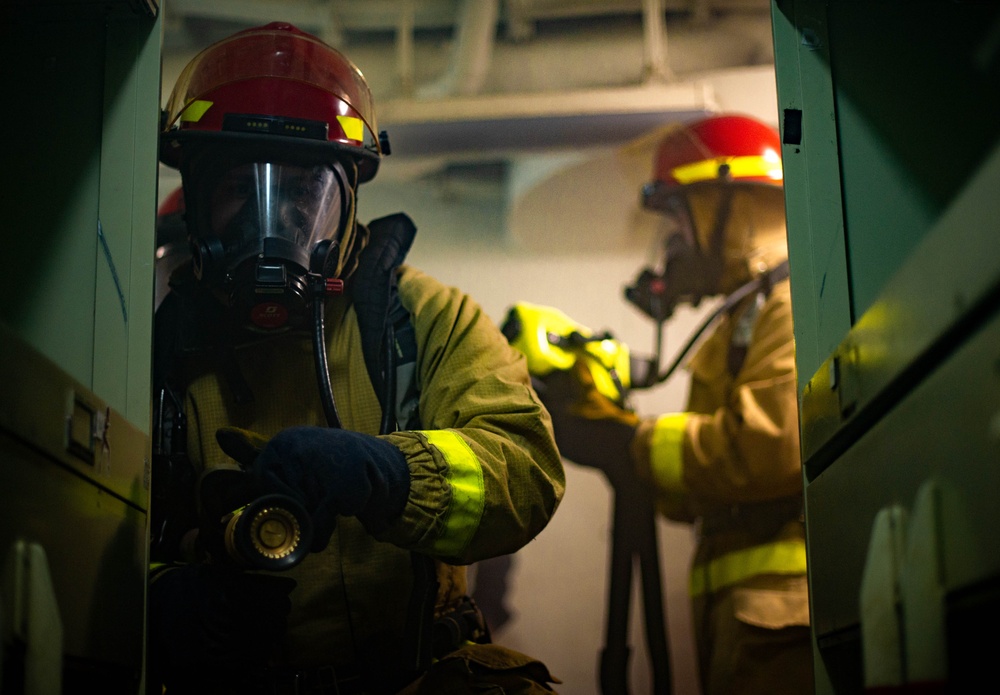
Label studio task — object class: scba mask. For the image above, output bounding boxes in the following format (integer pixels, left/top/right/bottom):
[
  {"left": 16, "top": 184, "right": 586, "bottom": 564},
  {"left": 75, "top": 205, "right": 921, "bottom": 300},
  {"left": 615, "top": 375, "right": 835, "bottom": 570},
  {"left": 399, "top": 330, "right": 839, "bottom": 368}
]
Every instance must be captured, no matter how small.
[
  {"left": 186, "top": 155, "right": 350, "bottom": 334},
  {"left": 624, "top": 186, "right": 728, "bottom": 323}
]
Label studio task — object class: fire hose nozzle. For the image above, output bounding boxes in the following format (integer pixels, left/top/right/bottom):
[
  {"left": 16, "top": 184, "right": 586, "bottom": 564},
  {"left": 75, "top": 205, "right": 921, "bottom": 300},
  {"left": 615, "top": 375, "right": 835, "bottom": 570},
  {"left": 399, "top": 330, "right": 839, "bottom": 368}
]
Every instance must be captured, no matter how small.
[
  {"left": 222, "top": 493, "right": 314, "bottom": 572},
  {"left": 198, "top": 468, "right": 315, "bottom": 571}
]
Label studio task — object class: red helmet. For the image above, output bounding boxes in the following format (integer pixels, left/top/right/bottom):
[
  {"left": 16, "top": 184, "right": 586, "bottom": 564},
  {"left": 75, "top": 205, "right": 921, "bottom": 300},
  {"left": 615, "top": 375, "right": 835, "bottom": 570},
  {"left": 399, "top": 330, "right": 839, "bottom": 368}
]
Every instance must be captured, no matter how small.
[
  {"left": 643, "top": 114, "right": 782, "bottom": 208},
  {"left": 160, "top": 22, "right": 386, "bottom": 183}
]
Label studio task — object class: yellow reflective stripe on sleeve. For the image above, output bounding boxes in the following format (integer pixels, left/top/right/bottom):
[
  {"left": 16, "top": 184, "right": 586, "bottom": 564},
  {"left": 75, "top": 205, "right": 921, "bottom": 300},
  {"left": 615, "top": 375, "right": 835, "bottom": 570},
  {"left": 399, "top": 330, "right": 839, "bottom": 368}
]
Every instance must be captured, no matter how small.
[
  {"left": 688, "top": 539, "right": 807, "bottom": 597},
  {"left": 649, "top": 413, "right": 689, "bottom": 494},
  {"left": 671, "top": 154, "right": 783, "bottom": 185},
  {"left": 336, "top": 115, "right": 364, "bottom": 142},
  {"left": 420, "top": 430, "right": 486, "bottom": 557},
  {"left": 180, "top": 100, "right": 213, "bottom": 123}
]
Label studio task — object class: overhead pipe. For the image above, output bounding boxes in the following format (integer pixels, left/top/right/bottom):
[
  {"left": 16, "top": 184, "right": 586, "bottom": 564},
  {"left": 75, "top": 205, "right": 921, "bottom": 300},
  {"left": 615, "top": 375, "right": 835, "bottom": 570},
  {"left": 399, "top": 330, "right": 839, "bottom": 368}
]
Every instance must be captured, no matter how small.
[
  {"left": 642, "top": 0, "right": 676, "bottom": 83},
  {"left": 416, "top": 0, "right": 500, "bottom": 99},
  {"left": 396, "top": 0, "right": 416, "bottom": 97}
]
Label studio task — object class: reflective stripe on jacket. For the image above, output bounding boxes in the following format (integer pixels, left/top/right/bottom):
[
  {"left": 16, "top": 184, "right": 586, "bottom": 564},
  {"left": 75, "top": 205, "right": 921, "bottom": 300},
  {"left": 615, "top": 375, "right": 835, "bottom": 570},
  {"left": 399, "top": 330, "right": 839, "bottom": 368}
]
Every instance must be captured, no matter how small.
[
  {"left": 689, "top": 538, "right": 807, "bottom": 597},
  {"left": 633, "top": 278, "right": 805, "bottom": 594},
  {"left": 413, "top": 429, "right": 485, "bottom": 558}
]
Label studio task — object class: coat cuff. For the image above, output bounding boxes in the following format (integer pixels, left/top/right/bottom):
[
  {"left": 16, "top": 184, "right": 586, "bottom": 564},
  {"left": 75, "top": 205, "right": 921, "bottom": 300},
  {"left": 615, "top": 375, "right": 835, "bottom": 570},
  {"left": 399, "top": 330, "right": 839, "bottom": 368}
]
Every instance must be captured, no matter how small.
[{"left": 648, "top": 412, "right": 689, "bottom": 494}]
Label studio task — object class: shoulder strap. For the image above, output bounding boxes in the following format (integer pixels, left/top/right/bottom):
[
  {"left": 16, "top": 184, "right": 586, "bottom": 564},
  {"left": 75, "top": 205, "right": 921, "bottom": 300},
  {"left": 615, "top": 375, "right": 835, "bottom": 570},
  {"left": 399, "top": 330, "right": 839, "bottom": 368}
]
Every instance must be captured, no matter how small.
[
  {"left": 154, "top": 278, "right": 255, "bottom": 405},
  {"left": 726, "top": 259, "right": 791, "bottom": 377},
  {"left": 348, "top": 212, "right": 421, "bottom": 432}
]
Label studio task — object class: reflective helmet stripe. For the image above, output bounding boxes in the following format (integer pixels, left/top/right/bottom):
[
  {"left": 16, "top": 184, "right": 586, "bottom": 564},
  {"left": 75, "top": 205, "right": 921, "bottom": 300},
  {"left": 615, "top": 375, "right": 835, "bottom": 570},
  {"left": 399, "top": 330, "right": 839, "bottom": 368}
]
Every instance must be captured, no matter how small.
[
  {"left": 336, "top": 115, "right": 365, "bottom": 143},
  {"left": 670, "top": 154, "right": 783, "bottom": 186},
  {"left": 419, "top": 429, "right": 486, "bottom": 557},
  {"left": 688, "top": 539, "right": 807, "bottom": 596},
  {"left": 180, "top": 100, "right": 213, "bottom": 123}
]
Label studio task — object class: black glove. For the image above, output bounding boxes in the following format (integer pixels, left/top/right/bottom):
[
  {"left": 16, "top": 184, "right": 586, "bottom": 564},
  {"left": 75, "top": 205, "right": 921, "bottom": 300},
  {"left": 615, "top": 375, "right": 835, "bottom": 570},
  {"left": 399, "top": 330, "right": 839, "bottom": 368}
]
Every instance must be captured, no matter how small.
[
  {"left": 216, "top": 426, "right": 411, "bottom": 551},
  {"left": 536, "top": 360, "right": 640, "bottom": 490},
  {"left": 146, "top": 563, "right": 296, "bottom": 691}
]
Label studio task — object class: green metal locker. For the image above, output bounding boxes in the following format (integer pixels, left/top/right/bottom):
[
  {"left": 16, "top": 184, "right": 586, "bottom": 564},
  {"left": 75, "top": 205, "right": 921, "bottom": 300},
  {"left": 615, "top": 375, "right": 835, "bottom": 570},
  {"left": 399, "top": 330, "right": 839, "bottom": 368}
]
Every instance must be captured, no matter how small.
[
  {"left": 0, "top": 0, "right": 161, "bottom": 689},
  {"left": 771, "top": 0, "right": 1000, "bottom": 691}
]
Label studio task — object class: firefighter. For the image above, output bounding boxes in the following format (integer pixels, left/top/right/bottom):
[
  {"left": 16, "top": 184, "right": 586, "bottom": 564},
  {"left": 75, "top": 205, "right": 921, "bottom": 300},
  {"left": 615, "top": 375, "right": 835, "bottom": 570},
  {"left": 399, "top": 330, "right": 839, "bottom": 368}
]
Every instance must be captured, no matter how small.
[
  {"left": 538, "top": 114, "right": 812, "bottom": 695},
  {"left": 146, "top": 22, "right": 563, "bottom": 694}
]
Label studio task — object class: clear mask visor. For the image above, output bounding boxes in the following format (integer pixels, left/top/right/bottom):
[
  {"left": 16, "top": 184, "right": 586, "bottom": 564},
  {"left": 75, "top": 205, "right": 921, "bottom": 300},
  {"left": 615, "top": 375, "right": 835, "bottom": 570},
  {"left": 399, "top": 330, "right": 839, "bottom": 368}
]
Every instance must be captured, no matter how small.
[{"left": 209, "top": 161, "right": 344, "bottom": 269}]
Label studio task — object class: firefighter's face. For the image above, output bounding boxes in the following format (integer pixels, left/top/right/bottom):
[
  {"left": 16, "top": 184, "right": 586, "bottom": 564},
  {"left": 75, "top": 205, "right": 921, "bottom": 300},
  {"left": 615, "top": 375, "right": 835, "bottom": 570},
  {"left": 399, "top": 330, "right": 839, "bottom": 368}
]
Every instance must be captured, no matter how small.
[{"left": 208, "top": 161, "right": 344, "bottom": 251}]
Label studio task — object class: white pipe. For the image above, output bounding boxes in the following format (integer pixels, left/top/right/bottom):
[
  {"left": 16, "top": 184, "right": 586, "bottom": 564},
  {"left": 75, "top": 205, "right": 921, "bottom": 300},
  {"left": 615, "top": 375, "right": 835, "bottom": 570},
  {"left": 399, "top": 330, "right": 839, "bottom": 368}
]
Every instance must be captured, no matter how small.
[
  {"left": 396, "top": 0, "right": 416, "bottom": 97},
  {"left": 642, "top": 0, "right": 675, "bottom": 83},
  {"left": 416, "top": 0, "right": 500, "bottom": 99}
]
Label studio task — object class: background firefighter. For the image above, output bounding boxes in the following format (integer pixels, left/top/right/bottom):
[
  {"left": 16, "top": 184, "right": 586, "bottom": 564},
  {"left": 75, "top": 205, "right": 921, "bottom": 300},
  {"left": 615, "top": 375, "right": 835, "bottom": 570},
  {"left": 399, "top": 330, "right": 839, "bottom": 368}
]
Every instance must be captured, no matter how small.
[
  {"left": 146, "top": 22, "right": 564, "bottom": 695},
  {"left": 537, "top": 114, "right": 812, "bottom": 695}
]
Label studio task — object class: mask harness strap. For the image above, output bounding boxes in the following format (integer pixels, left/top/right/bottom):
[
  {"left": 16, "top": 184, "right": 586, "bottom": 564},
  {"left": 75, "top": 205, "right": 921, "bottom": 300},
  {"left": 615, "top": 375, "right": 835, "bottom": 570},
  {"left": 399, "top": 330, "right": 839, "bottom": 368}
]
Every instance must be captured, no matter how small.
[
  {"left": 634, "top": 183, "right": 734, "bottom": 388},
  {"left": 701, "top": 179, "right": 735, "bottom": 297}
]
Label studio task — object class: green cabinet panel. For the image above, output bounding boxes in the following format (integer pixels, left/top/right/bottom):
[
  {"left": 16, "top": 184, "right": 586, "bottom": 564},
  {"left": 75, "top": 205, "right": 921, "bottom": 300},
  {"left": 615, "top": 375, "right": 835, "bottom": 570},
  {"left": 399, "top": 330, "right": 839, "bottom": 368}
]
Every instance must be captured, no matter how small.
[
  {"left": 1, "top": 324, "right": 149, "bottom": 687},
  {"left": 0, "top": 1, "right": 161, "bottom": 430},
  {"left": 805, "top": 299, "right": 1000, "bottom": 693},
  {"left": 799, "top": 144, "right": 1000, "bottom": 468},
  {"left": 1, "top": 18, "right": 106, "bottom": 383},
  {"left": 772, "top": 0, "right": 1000, "bottom": 393},
  {"left": 97, "top": 16, "right": 162, "bottom": 425},
  {"left": 772, "top": 0, "right": 1000, "bottom": 691},
  {"left": 826, "top": 2, "right": 1000, "bottom": 319},
  {"left": 771, "top": 0, "right": 852, "bottom": 391},
  {"left": 0, "top": 0, "right": 160, "bottom": 689}
]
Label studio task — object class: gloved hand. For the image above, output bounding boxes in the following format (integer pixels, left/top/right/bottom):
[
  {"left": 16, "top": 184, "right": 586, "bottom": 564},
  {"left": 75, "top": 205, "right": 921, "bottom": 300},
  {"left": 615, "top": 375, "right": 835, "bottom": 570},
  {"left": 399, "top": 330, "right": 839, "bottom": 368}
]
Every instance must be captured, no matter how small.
[
  {"left": 216, "top": 425, "right": 411, "bottom": 551},
  {"left": 146, "top": 562, "right": 296, "bottom": 690},
  {"left": 536, "top": 358, "right": 640, "bottom": 489}
]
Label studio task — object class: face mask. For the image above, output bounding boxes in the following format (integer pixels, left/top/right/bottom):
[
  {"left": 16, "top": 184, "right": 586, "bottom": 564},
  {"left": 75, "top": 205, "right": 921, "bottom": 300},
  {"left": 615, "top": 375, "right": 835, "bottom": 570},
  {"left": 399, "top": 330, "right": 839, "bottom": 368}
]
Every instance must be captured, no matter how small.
[
  {"left": 189, "top": 159, "right": 348, "bottom": 334},
  {"left": 624, "top": 194, "right": 725, "bottom": 322}
]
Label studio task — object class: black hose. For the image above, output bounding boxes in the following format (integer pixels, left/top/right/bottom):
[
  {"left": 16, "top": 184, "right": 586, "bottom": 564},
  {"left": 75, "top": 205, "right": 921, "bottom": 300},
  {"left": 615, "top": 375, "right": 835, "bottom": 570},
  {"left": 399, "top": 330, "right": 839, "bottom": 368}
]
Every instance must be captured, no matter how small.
[
  {"left": 643, "top": 260, "right": 791, "bottom": 388},
  {"left": 312, "top": 293, "right": 341, "bottom": 429},
  {"left": 380, "top": 321, "right": 397, "bottom": 434}
]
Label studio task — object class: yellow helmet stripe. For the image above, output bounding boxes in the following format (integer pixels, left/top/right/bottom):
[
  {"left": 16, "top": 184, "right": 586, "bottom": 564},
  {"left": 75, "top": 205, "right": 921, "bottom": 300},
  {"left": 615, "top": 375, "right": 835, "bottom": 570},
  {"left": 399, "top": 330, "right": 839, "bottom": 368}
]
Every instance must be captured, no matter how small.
[
  {"left": 336, "top": 115, "right": 365, "bottom": 142},
  {"left": 179, "top": 100, "right": 214, "bottom": 123},
  {"left": 671, "top": 154, "right": 783, "bottom": 185}
]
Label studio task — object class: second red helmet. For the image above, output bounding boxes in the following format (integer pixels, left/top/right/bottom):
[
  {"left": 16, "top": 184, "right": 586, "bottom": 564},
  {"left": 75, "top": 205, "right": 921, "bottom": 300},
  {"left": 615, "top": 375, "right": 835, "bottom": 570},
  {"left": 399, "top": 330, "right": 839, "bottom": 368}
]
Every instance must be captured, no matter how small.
[{"left": 643, "top": 113, "right": 783, "bottom": 209}]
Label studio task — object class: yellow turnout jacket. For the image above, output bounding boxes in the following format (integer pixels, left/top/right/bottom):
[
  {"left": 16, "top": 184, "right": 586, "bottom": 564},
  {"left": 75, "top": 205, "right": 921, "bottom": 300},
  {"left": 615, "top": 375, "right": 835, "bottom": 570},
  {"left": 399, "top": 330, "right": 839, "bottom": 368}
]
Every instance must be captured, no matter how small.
[
  {"left": 633, "top": 278, "right": 807, "bottom": 599},
  {"left": 181, "top": 264, "right": 565, "bottom": 668}
]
